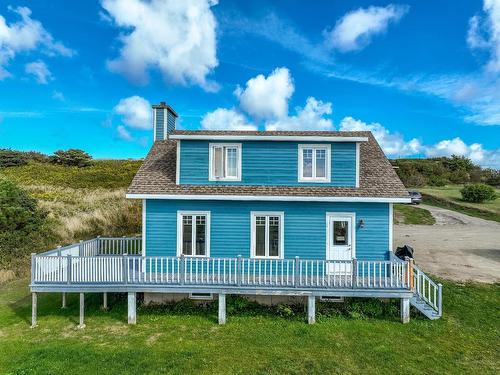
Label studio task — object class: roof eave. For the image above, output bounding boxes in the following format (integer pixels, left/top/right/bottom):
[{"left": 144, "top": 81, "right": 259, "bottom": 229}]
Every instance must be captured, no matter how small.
[{"left": 169, "top": 135, "right": 369, "bottom": 142}]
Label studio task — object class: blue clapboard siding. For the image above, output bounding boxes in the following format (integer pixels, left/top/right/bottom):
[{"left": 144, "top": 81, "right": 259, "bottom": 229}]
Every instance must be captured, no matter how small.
[
  {"left": 179, "top": 140, "right": 357, "bottom": 187},
  {"left": 166, "top": 109, "right": 176, "bottom": 134},
  {"left": 154, "top": 108, "right": 165, "bottom": 141},
  {"left": 145, "top": 200, "right": 389, "bottom": 260}
]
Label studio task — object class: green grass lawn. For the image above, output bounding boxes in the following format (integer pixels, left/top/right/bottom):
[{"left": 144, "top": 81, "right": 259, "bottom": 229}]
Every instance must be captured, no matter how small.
[
  {"left": 394, "top": 204, "right": 436, "bottom": 225},
  {"left": 0, "top": 280, "right": 498, "bottom": 374},
  {"left": 420, "top": 185, "right": 500, "bottom": 222}
]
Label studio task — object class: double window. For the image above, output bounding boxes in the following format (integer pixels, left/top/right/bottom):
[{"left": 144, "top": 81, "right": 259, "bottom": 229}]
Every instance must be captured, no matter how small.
[
  {"left": 298, "top": 144, "right": 331, "bottom": 182},
  {"left": 251, "top": 212, "right": 284, "bottom": 258},
  {"left": 177, "top": 211, "right": 210, "bottom": 257},
  {"left": 209, "top": 143, "right": 241, "bottom": 181}
]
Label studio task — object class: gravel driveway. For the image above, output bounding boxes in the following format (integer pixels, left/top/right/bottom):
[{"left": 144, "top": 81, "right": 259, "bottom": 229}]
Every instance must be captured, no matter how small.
[{"left": 394, "top": 204, "right": 500, "bottom": 283}]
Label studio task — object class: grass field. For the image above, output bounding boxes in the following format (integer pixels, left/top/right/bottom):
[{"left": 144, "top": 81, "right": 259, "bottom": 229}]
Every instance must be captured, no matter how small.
[
  {"left": 420, "top": 185, "right": 500, "bottom": 222},
  {"left": 393, "top": 204, "right": 435, "bottom": 225},
  {"left": 0, "top": 279, "right": 498, "bottom": 374}
]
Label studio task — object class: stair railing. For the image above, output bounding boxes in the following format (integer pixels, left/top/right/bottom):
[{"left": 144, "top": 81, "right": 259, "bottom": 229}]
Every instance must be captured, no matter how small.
[{"left": 413, "top": 264, "right": 442, "bottom": 317}]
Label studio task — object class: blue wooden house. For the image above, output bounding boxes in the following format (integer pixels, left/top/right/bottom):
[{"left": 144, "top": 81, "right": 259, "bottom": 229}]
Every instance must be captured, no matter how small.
[{"left": 29, "top": 102, "right": 442, "bottom": 327}]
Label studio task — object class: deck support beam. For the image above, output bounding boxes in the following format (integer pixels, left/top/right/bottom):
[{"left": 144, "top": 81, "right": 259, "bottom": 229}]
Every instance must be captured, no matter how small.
[
  {"left": 103, "top": 292, "right": 108, "bottom": 310},
  {"left": 31, "top": 292, "right": 37, "bottom": 328},
  {"left": 61, "top": 292, "right": 67, "bottom": 309},
  {"left": 78, "top": 293, "right": 85, "bottom": 329},
  {"left": 401, "top": 298, "right": 410, "bottom": 324},
  {"left": 218, "top": 293, "right": 226, "bottom": 325},
  {"left": 307, "top": 295, "right": 316, "bottom": 324},
  {"left": 128, "top": 292, "right": 136, "bottom": 324}
]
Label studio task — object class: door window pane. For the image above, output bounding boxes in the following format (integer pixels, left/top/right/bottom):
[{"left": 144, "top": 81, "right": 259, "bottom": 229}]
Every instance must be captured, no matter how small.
[
  {"left": 268, "top": 216, "right": 280, "bottom": 257},
  {"left": 182, "top": 216, "right": 193, "bottom": 255},
  {"left": 255, "top": 216, "right": 266, "bottom": 256},
  {"left": 195, "top": 215, "right": 206, "bottom": 255},
  {"left": 226, "top": 147, "right": 238, "bottom": 178},
  {"left": 333, "top": 220, "right": 348, "bottom": 245},
  {"left": 302, "top": 149, "right": 313, "bottom": 177},
  {"left": 315, "top": 149, "right": 326, "bottom": 178}
]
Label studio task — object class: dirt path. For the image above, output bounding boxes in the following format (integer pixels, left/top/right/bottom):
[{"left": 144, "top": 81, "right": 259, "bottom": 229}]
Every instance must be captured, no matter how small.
[{"left": 394, "top": 204, "right": 500, "bottom": 283}]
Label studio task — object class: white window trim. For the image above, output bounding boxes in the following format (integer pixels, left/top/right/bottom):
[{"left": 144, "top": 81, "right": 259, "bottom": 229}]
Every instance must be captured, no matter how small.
[
  {"left": 208, "top": 143, "right": 242, "bottom": 182},
  {"left": 325, "top": 212, "right": 356, "bottom": 260},
  {"left": 298, "top": 144, "right": 331, "bottom": 183},
  {"left": 176, "top": 211, "right": 211, "bottom": 257},
  {"left": 250, "top": 211, "right": 284, "bottom": 259}
]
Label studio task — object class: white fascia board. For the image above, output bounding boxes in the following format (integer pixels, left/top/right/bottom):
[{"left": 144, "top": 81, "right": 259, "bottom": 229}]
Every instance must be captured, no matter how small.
[
  {"left": 169, "top": 135, "right": 368, "bottom": 142},
  {"left": 126, "top": 193, "right": 411, "bottom": 204}
]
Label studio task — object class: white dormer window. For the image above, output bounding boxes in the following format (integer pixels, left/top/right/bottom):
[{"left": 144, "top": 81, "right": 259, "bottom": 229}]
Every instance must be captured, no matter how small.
[
  {"left": 209, "top": 143, "right": 242, "bottom": 181},
  {"left": 298, "top": 144, "right": 331, "bottom": 182}
]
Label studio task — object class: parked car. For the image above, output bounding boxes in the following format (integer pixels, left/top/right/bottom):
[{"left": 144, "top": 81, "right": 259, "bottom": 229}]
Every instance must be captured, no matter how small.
[{"left": 409, "top": 191, "right": 422, "bottom": 204}]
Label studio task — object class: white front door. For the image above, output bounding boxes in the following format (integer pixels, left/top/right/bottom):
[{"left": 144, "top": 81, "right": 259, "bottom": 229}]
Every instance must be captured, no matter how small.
[{"left": 327, "top": 214, "right": 355, "bottom": 275}]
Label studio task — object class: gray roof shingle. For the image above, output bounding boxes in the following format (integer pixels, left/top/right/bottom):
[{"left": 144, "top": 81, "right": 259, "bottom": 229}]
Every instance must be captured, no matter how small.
[{"left": 127, "top": 131, "right": 409, "bottom": 199}]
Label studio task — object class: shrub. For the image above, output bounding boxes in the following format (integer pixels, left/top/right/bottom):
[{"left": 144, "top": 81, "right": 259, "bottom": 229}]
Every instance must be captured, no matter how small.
[
  {"left": 50, "top": 149, "right": 92, "bottom": 167},
  {"left": 0, "top": 149, "right": 27, "bottom": 168},
  {"left": 0, "top": 178, "right": 46, "bottom": 232},
  {"left": 460, "top": 184, "right": 496, "bottom": 203}
]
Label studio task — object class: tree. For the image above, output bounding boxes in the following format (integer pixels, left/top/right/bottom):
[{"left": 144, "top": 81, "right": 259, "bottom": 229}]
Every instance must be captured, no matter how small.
[
  {"left": 443, "top": 155, "right": 475, "bottom": 173},
  {"left": 0, "top": 149, "right": 27, "bottom": 168},
  {"left": 50, "top": 149, "right": 92, "bottom": 167},
  {"left": 0, "top": 178, "right": 45, "bottom": 232}
]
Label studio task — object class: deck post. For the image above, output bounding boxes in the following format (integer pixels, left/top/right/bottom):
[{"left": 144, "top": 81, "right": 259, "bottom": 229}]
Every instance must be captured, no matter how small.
[
  {"left": 31, "top": 292, "right": 38, "bottom": 328},
  {"left": 78, "top": 293, "right": 85, "bottom": 329},
  {"left": 31, "top": 253, "right": 36, "bottom": 284},
  {"left": 218, "top": 293, "right": 226, "bottom": 325},
  {"left": 307, "top": 295, "right": 316, "bottom": 324},
  {"left": 237, "top": 255, "right": 242, "bottom": 286},
  {"left": 57, "top": 245, "right": 62, "bottom": 256},
  {"left": 103, "top": 292, "right": 108, "bottom": 310},
  {"left": 61, "top": 292, "right": 67, "bottom": 309},
  {"left": 97, "top": 235, "right": 101, "bottom": 255},
  {"left": 294, "top": 256, "right": 300, "bottom": 287},
  {"left": 67, "top": 255, "right": 72, "bottom": 284},
  {"left": 79, "top": 240, "right": 83, "bottom": 257},
  {"left": 180, "top": 254, "right": 185, "bottom": 285},
  {"left": 352, "top": 259, "right": 357, "bottom": 288},
  {"left": 128, "top": 292, "right": 137, "bottom": 324},
  {"left": 400, "top": 298, "right": 410, "bottom": 324},
  {"left": 122, "top": 253, "right": 128, "bottom": 284},
  {"left": 437, "top": 283, "right": 443, "bottom": 317}
]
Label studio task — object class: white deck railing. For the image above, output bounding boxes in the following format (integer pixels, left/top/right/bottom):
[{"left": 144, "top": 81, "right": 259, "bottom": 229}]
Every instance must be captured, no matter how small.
[
  {"left": 413, "top": 265, "right": 442, "bottom": 314},
  {"left": 32, "top": 252, "right": 411, "bottom": 290}
]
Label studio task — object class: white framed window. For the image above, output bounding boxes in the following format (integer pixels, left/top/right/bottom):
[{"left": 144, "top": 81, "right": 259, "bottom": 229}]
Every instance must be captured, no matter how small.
[
  {"left": 209, "top": 143, "right": 242, "bottom": 181},
  {"left": 298, "top": 144, "right": 331, "bottom": 182},
  {"left": 250, "top": 212, "right": 284, "bottom": 259},
  {"left": 177, "top": 211, "right": 210, "bottom": 257}
]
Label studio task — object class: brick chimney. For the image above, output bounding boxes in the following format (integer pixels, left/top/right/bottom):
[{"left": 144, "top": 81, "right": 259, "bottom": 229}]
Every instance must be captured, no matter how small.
[{"left": 152, "top": 101, "right": 178, "bottom": 141}]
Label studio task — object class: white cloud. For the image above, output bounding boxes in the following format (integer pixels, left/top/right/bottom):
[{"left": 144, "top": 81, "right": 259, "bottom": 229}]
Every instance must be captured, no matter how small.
[
  {"left": 52, "top": 90, "right": 64, "bottom": 101},
  {"left": 266, "top": 97, "right": 333, "bottom": 131},
  {"left": 201, "top": 108, "right": 256, "bottom": 131},
  {"left": 339, "top": 116, "right": 422, "bottom": 156},
  {"left": 0, "top": 6, "right": 74, "bottom": 79},
  {"left": 325, "top": 4, "right": 409, "bottom": 52},
  {"left": 25, "top": 60, "right": 52, "bottom": 84},
  {"left": 113, "top": 95, "right": 151, "bottom": 130},
  {"left": 235, "top": 67, "right": 294, "bottom": 120},
  {"left": 467, "top": 0, "right": 500, "bottom": 73},
  {"left": 117, "top": 125, "right": 133, "bottom": 141},
  {"left": 101, "top": 0, "right": 219, "bottom": 91},
  {"left": 339, "top": 116, "right": 500, "bottom": 168}
]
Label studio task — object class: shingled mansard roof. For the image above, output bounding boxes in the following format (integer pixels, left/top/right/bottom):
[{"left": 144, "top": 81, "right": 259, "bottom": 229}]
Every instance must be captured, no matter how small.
[{"left": 127, "top": 130, "right": 409, "bottom": 200}]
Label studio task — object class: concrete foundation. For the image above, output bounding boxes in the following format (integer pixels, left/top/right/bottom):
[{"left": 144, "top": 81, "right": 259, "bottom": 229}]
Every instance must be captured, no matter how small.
[{"left": 144, "top": 292, "right": 308, "bottom": 306}]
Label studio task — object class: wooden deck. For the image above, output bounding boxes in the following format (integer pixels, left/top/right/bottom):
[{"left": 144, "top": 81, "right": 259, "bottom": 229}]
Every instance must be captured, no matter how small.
[{"left": 29, "top": 237, "right": 442, "bottom": 326}]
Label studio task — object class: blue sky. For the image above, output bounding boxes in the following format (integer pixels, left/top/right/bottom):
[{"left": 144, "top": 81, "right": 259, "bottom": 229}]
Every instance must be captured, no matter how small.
[{"left": 0, "top": 0, "right": 499, "bottom": 167}]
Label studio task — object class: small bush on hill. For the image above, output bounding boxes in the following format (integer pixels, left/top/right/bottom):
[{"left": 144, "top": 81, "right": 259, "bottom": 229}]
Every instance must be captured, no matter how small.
[
  {"left": 50, "top": 149, "right": 92, "bottom": 167},
  {"left": 460, "top": 184, "right": 496, "bottom": 203},
  {"left": 0, "top": 149, "right": 27, "bottom": 168}
]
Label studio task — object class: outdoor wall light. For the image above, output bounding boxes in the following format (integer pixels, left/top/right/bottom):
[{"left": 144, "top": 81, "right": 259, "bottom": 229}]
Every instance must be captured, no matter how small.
[{"left": 358, "top": 219, "right": 365, "bottom": 228}]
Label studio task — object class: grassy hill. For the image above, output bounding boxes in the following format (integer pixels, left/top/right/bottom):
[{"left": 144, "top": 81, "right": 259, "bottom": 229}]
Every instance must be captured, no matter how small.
[{"left": 0, "top": 160, "right": 142, "bottom": 277}]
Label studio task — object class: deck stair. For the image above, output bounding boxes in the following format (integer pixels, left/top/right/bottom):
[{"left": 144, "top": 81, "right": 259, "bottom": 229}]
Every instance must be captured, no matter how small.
[{"left": 410, "top": 265, "right": 442, "bottom": 320}]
